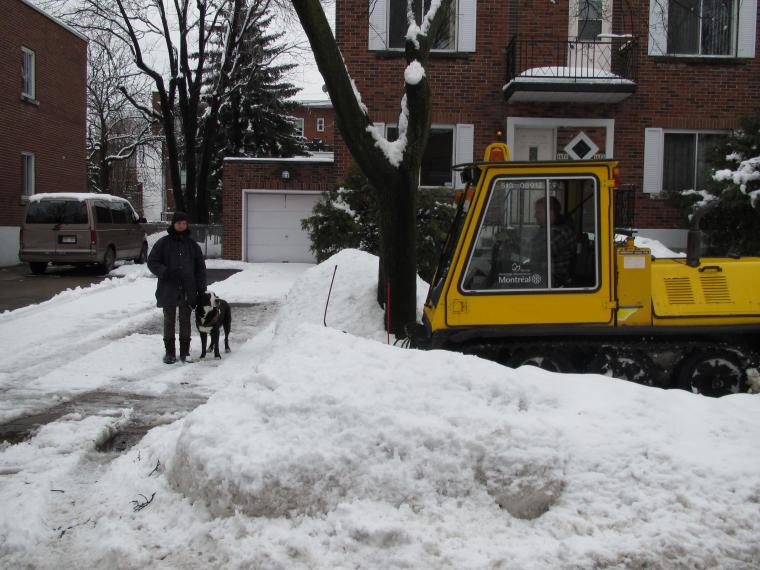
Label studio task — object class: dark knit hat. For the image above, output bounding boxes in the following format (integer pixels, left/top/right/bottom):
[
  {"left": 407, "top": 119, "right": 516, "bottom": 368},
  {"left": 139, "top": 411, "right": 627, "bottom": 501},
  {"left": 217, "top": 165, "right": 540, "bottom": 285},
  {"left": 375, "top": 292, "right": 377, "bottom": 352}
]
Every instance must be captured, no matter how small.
[{"left": 171, "top": 211, "right": 188, "bottom": 224}]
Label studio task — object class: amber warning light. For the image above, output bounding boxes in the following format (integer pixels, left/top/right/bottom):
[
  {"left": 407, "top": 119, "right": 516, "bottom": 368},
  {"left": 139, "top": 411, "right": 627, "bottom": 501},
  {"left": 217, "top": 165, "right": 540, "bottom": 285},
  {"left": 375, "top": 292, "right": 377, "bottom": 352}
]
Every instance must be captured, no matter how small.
[{"left": 484, "top": 142, "right": 511, "bottom": 162}]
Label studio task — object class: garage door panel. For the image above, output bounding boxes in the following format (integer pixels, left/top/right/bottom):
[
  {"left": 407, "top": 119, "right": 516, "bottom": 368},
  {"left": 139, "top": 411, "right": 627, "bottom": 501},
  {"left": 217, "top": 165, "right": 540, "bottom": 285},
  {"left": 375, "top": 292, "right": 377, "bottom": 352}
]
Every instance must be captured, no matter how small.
[
  {"left": 247, "top": 194, "right": 287, "bottom": 211},
  {"left": 248, "top": 211, "right": 311, "bottom": 230},
  {"left": 247, "top": 228, "right": 312, "bottom": 246},
  {"left": 245, "top": 192, "right": 322, "bottom": 263},
  {"left": 248, "top": 244, "right": 316, "bottom": 263}
]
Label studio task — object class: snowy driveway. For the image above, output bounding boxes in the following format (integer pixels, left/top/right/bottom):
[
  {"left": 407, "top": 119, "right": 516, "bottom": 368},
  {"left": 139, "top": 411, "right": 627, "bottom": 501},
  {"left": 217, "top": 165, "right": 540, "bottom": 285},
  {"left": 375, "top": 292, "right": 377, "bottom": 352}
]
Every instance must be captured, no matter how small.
[{"left": 0, "top": 261, "right": 310, "bottom": 433}]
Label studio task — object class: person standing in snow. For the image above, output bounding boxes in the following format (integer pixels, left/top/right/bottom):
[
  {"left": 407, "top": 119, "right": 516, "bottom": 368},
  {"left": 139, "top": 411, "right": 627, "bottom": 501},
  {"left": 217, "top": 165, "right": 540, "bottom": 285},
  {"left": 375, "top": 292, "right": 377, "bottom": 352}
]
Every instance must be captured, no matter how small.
[{"left": 147, "top": 211, "right": 207, "bottom": 364}]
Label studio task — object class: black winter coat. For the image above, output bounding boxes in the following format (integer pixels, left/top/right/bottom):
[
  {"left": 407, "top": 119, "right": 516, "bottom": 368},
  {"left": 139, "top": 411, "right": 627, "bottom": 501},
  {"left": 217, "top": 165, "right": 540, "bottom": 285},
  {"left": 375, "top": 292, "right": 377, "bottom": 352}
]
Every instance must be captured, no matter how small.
[{"left": 147, "top": 227, "right": 207, "bottom": 308}]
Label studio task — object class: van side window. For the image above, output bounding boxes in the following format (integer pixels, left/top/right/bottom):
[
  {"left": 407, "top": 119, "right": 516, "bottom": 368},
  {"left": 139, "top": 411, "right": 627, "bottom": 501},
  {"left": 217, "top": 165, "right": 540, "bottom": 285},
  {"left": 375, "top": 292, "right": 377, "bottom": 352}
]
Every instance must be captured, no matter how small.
[
  {"left": 110, "top": 202, "right": 128, "bottom": 224},
  {"left": 462, "top": 177, "right": 598, "bottom": 292},
  {"left": 94, "top": 201, "right": 113, "bottom": 224}
]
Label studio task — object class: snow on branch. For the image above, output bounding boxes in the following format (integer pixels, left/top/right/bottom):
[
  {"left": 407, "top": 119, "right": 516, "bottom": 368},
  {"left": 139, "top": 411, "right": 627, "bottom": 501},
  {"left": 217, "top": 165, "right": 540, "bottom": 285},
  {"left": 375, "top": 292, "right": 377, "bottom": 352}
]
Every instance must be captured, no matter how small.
[
  {"left": 366, "top": 95, "right": 409, "bottom": 167},
  {"left": 405, "top": 0, "right": 442, "bottom": 49},
  {"left": 713, "top": 156, "right": 760, "bottom": 195},
  {"left": 404, "top": 60, "right": 425, "bottom": 85}
]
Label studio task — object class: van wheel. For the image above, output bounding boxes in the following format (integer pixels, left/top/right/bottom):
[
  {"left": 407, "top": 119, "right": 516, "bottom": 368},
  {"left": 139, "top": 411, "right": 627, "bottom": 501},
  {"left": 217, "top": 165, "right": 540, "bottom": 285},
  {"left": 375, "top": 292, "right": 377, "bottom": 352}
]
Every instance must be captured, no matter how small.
[
  {"left": 29, "top": 262, "right": 47, "bottom": 275},
  {"left": 100, "top": 247, "right": 116, "bottom": 274},
  {"left": 134, "top": 242, "right": 148, "bottom": 264}
]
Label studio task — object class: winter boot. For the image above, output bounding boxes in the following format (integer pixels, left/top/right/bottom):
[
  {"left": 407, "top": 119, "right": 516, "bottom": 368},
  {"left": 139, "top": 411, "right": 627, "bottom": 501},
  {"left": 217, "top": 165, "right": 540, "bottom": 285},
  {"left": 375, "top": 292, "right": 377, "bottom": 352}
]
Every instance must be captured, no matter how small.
[
  {"left": 179, "top": 337, "right": 193, "bottom": 363},
  {"left": 163, "top": 338, "right": 177, "bottom": 364}
]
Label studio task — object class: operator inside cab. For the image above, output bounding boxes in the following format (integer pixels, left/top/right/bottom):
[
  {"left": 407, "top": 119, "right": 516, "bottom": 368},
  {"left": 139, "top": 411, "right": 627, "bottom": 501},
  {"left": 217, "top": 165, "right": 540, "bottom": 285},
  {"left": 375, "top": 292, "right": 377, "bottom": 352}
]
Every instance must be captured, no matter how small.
[
  {"left": 530, "top": 196, "right": 577, "bottom": 288},
  {"left": 462, "top": 176, "right": 598, "bottom": 292}
]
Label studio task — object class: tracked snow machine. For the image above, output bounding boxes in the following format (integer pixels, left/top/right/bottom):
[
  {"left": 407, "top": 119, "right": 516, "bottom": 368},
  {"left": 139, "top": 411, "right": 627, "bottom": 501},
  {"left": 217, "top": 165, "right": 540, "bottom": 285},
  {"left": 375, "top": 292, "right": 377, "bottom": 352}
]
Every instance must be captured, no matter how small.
[{"left": 412, "top": 143, "right": 760, "bottom": 396}]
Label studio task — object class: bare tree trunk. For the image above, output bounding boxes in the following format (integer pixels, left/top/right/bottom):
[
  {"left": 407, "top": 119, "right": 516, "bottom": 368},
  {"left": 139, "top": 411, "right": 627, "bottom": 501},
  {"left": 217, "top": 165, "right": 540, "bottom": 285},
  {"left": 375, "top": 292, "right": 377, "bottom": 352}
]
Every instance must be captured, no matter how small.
[{"left": 292, "top": 0, "right": 445, "bottom": 335}]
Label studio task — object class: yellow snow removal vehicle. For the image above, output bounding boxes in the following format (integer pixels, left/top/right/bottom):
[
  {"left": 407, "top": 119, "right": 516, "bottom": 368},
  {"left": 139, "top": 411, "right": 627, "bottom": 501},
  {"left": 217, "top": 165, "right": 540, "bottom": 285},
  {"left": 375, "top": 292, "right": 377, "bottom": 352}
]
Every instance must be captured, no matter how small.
[{"left": 413, "top": 143, "right": 760, "bottom": 396}]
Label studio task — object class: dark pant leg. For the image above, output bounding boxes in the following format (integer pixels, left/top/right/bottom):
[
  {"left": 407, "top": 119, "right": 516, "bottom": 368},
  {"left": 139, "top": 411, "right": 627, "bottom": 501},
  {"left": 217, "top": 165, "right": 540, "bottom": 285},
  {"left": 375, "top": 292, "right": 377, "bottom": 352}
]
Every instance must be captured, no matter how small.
[
  {"left": 178, "top": 305, "right": 191, "bottom": 340},
  {"left": 163, "top": 306, "right": 177, "bottom": 341}
]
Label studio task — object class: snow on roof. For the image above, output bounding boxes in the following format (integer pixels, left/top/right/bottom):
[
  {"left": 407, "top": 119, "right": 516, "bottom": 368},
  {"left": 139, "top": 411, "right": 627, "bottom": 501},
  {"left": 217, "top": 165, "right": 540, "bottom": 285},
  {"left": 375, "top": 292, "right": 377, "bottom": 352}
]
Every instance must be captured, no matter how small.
[
  {"left": 18, "top": 0, "right": 88, "bottom": 42},
  {"left": 29, "top": 193, "right": 132, "bottom": 204},
  {"left": 294, "top": 99, "right": 333, "bottom": 108},
  {"left": 223, "top": 155, "right": 334, "bottom": 164}
]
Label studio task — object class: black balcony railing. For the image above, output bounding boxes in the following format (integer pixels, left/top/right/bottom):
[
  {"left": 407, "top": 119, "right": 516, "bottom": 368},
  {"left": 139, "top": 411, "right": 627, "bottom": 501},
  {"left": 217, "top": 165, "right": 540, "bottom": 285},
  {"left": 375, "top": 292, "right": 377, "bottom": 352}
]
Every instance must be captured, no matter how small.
[{"left": 505, "top": 35, "right": 639, "bottom": 86}]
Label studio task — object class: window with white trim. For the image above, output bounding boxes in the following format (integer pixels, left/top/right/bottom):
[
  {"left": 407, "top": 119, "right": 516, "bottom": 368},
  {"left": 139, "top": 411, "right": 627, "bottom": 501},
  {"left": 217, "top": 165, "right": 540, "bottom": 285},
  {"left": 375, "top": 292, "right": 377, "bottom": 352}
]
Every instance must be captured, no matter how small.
[
  {"left": 649, "top": 0, "right": 756, "bottom": 57},
  {"left": 293, "top": 117, "right": 304, "bottom": 137},
  {"left": 388, "top": 0, "right": 455, "bottom": 50},
  {"left": 316, "top": 117, "right": 325, "bottom": 132},
  {"left": 21, "top": 153, "right": 35, "bottom": 196},
  {"left": 369, "top": 0, "right": 476, "bottom": 52},
  {"left": 21, "top": 47, "right": 35, "bottom": 99},
  {"left": 577, "top": 0, "right": 603, "bottom": 41},
  {"left": 668, "top": 0, "right": 734, "bottom": 55},
  {"left": 662, "top": 131, "right": 726, "bottom": 192}
]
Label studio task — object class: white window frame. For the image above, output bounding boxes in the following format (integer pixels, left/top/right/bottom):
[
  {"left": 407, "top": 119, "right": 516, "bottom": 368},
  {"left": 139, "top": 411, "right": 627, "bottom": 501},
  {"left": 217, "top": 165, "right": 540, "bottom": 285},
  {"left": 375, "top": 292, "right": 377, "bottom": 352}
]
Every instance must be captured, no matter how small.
[
  {"left": 21, "top": 153, "right": 35, "bottom": 196},
  {"left": 369, "top": 0, "right": 477, "bottom": 53},
  {"left": 643, "top": 128, "right": 729, "bottom": 193},
  {"left": 648, "top": 0, "right": 756, "bottom": 57},
  {"left": 316, "top": 117, "right": 325, "bottom": 132},
  {"left": 293, "top": 117, "right": 304, "bottom": 137},
  {"left": 21, "top": 47, "right": 36, "bottom": 100}
]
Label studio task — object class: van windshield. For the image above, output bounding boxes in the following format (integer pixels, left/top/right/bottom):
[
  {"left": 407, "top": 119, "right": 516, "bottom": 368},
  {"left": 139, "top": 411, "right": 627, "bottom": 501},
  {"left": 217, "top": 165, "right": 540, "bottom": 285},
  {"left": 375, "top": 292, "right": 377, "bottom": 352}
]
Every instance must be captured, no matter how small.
[{"left": 26, "top": 201, "right": 88, "bottom": 224}]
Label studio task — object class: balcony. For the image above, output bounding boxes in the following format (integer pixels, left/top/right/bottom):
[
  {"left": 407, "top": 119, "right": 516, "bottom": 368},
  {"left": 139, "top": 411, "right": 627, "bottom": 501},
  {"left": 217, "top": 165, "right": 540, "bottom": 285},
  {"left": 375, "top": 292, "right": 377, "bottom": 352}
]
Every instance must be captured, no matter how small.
[{"left": 504, "top": 36, "right": 639, "bottom": 104}]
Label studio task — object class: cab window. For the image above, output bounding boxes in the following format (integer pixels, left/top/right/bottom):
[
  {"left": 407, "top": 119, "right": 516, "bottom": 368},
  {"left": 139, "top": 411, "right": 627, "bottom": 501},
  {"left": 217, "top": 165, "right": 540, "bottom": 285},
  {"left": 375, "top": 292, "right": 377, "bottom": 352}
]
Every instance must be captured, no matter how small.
[{"left": 462, "top": 177, "right": 598, "bottom": 292}]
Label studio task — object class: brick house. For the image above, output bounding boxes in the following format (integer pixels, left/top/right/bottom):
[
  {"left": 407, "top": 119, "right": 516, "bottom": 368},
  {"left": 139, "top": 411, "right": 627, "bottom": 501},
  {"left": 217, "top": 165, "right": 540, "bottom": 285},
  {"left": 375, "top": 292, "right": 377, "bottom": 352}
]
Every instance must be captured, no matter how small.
[
  {"left": 223, "top": 0, "right": 758, "bottom": 262},
  {"left": 0, "top": 0, "right": 87, "bottom": 266},
  {"left": 291, "top": 99, "right": 336, "bottom": 151}
]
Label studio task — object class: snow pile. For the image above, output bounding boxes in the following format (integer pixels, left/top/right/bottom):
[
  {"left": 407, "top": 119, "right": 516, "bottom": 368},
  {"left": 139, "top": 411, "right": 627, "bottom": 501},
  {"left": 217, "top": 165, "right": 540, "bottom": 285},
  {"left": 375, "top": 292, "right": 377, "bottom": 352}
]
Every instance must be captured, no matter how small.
[
  {"left": 163, "top": 250, "right": 760, "bottom": 568},
  {"left": 274, "top": 249, "right": 427, "bottom": 341}
]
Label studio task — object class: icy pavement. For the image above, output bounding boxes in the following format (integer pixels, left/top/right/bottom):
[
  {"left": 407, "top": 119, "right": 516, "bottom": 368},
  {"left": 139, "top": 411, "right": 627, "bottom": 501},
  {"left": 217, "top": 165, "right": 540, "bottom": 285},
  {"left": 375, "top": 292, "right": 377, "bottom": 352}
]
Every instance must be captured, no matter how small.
[{"left": 0, "top": 302, "right": 276, "bottom": 447}]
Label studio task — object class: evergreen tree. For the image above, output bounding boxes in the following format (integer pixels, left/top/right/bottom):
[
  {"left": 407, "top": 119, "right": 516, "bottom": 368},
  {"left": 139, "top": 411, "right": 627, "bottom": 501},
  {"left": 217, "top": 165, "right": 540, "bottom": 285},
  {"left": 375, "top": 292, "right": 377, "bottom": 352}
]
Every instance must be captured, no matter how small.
[
  {"left": 302, "top": 164, "right": 456, "bottom": 282},
  {"left": 670, "top": 113, "right": 760, "bottom": 256},
  {"left": 199, "top": 4, "right": 306, "bottom": 219}
]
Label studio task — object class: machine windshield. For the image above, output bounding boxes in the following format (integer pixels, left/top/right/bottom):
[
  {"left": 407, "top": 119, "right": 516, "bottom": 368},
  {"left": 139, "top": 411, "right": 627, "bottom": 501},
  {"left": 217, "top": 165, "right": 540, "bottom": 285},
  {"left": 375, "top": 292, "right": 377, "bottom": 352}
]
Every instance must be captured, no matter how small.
[{"left": 462, "top": 177, "right": 598, "bottom": 292}]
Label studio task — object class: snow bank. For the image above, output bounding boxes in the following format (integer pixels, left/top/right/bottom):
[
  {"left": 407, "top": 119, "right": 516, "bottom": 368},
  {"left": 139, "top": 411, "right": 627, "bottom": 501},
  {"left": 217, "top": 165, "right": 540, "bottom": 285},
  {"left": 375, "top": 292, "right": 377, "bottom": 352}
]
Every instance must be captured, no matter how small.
[
  {"left": 275, "top": 249, "right": 427, "bottom": 341},
  {"left": 164, "top": 250, "right": 760, "bottom": 568}
]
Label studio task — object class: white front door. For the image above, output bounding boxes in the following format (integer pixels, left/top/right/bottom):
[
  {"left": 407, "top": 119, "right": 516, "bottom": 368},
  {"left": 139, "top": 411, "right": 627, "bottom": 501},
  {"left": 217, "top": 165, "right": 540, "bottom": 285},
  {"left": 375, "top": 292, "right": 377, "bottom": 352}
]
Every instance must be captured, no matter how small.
[
  {"left": 514, "top": 128, "right": 555, "bottom": 161},
  {"left": 245, "top": 192, "right": 322, "bottom": 263}
]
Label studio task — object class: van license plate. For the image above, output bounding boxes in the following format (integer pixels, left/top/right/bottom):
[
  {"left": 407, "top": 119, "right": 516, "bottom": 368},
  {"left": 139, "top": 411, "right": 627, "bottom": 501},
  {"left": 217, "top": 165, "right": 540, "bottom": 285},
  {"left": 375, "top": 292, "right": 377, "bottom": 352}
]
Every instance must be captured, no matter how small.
[{"left": 59, "top": 236, "right": 77, "bottom": 244}]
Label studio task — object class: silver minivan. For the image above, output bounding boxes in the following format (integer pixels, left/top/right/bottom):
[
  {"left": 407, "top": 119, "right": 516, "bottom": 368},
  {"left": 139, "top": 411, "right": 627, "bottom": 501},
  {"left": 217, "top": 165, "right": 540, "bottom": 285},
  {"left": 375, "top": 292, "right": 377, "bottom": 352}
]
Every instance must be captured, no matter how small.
[{"left": 19, "top": 193, "right": 148, "bottom": 274}]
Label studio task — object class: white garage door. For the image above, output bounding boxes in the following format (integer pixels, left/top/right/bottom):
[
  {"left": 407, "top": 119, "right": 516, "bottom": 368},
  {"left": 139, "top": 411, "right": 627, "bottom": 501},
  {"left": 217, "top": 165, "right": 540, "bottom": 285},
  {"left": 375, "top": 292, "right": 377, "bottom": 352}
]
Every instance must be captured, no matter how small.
[{"left": 245, "top": 192, "right": 322, "bottom": 262}]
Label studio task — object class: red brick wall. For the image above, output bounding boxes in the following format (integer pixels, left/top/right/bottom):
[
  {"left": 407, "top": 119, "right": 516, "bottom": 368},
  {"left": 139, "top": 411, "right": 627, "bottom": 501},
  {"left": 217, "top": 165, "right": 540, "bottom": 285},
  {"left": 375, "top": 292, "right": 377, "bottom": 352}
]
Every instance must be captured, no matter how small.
[
  {"left": 291, "top": 105, "right": 336, "bottom": 146},
  {"left": 333, "top": 0, "right": 760, "bottom": 229},
  {"left": 222, "top": 159, "right": 336, "bottom": 259},
  {"left": 0, "top": 0, "right": 87, "bottom": 227}
]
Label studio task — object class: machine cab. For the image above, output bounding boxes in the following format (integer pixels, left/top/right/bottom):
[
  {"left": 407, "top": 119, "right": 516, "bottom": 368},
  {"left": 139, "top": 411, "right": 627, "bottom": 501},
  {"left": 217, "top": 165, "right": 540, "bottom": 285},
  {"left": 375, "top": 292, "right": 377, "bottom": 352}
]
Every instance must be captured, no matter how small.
[{"left": 424, "top": 144, "right": 619, "bottom": 342}]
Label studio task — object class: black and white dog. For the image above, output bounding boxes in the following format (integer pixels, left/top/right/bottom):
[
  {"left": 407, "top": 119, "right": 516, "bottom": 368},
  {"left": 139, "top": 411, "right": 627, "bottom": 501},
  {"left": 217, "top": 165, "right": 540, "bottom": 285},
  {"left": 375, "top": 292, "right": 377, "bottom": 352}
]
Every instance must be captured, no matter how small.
[{"left": 195, "top": 291, "right": 232, "bottom": 359}]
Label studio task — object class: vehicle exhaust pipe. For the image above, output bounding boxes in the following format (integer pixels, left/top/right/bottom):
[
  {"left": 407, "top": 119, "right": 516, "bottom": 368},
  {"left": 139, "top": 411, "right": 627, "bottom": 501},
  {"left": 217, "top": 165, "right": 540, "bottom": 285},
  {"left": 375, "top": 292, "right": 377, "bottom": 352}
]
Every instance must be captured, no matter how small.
[{"left": 686, "top": 200, "right": 718, "bottom": 268}]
